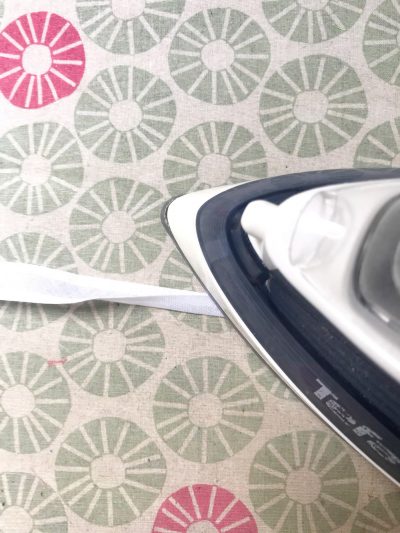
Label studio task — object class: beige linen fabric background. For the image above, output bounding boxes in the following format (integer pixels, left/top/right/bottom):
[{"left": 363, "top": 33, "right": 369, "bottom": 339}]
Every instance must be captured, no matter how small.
[{"left": 0, "top": 0, "right": 399, "bottom": 532}]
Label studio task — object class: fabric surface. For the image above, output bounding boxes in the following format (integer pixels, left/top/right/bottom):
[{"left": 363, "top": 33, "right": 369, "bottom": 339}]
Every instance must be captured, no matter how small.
[{"left": 0, "top": 1, "right": 399, "bottom": 532}]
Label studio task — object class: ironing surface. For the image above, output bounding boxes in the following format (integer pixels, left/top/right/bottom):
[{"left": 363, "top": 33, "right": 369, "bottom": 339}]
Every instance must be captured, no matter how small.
[{"left": 0, "top": 1, "right": 399, "bottom": 532}]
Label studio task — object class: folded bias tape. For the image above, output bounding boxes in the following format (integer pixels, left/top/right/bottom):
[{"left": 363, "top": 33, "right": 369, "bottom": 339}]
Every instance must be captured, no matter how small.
[{"left": 0, "top": 262, "right": 223, "bottom": 317}]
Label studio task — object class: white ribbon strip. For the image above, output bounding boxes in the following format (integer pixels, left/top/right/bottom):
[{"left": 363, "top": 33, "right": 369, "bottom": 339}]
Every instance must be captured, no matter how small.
[{"left": 0, "top": 262, "right": 223, "bottom": 317}]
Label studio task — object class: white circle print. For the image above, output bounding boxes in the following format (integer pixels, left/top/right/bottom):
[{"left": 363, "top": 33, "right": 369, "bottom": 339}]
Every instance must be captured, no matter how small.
[
  {"left": 169, "top": 8, "right": 270, "bottom": 104},
  {"left": 76, "top": 0, "right": 186, "bottom": 55}
]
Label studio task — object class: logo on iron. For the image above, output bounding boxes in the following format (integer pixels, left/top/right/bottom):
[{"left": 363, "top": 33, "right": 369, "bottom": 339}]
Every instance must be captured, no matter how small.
[{"left": 314, "top": 379, "right": 400, "bottom": 466}]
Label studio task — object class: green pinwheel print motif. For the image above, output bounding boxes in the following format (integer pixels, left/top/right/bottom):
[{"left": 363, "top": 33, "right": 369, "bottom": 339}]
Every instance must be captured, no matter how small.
[
  {"left": 0, "top": 352, "right": 70, "bottom": 454},
  {"left": 0, "top": 232, "right": 77, "bottom": 331},
  {"left": 153, "top": 356, "right": 264, "bottom": 464},
  {"left": 351, "top": 491, "right": 400, "bottom": 532},
  {"left": 0, "top": 122, "right": 83, "bottom": 215},
  {"left": 247, "top": 352, "right": 297, "bottom": 401},
  {"left": 60, "top": 302, "right": 164, "bottom": 397},
  {"left": 70, "top": 177, "right": 165, "bottom": 273},
  {"left": 76, "top": 0, "right": 185, "bottom": 55},
  {"left": 249, "top": 430, "right": 359, "bottom": 532},
  {"left": 354, "top": 117, "right": 400, "bottom": 168},
  {"left": 364, "top": 0, "right": 400, "bottom": 87},
  {"left": 160, "top": 249, "right": 229, "bottom": 333},
  {"left": 75, "top": 65, "right": 176, "bottom": 162},
  {"left": 262, "top": 0, "right": 365, "bottom": 44},
  {"left": 163, "top": 121, "right": 267, "bottom": 197},
  {"left": 0, "top": 472, "right": 67, "bottom": 533},
  {"left": 260, "top": 55, "right": 367, "bottom": 157},
  {"left": 169, "top": 8, "right": 270, "bottom": 105},
  {"left": 55, "top": 417, "right": 166, "bottom": 526}
]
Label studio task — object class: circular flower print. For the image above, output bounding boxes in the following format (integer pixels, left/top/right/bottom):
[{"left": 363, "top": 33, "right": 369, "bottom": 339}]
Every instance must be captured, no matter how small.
[
  {"left": 351, "top": 491, "right": 400, "bottom": 532},
  {"left": 262, "top": 0, "right": 365, "bottom": 44},
  {"left": 0, "top": 12, "right": 85, "bottom": 108},
  {"left": 0, "top": 472, "right": 67, "bottom": 533},
  {"left": 260, "top": 55, "right": 367, "bottom": 157},
  {"left": 75, "top": 65, "right": 176, "bottom": 162},
  {"left": 0, "top": 122, "right": 83, "bottom": 215},
  {"left": 60, "top": 301, "right": 164, "bottom": 397},
  {"left": 364, "top": 0, "right": 400, "bottom": 87},
  {"left": 0, "top": 232, "right": 77, "bottom": 331},
  {"left": 354, "top": 117, "right": 400, "bottom": 168},
  {"left": 153, "top": 356, "right": 264, "bottom": 464},
  {"left": 163, "top": 121, "right": 267, "bottom": 196},
  {"left": 69, "top": 177, "right": 165, "bottom": 273},
  {"left": 169, "top": 8, "right": 270, "bottom": 105},
  {"left": 55, "top": 417, "right": 166, "bottom": 526},
  {"left": 249, "top": 430, "right": 359, "bottom": 532},
  {"left": 247, "top": 352, "right": 297, "bottom": 401},
  {"left": 160, "top": 249, "right": 229, "bottom": 333},
  {"left": 0, "top": 352, "right": 71, "bottom": 454},
  {"left": 76, "top": 0, "right": 185, "bottom": 55},
  {"left": 152, "top": 484, "right": 258, "bottom": 533}
]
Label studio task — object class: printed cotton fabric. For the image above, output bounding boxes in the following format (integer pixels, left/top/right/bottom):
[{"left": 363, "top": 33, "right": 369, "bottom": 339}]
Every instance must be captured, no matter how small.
[{"left": 0, "top": 1, "right": 399, "bottom": 532}]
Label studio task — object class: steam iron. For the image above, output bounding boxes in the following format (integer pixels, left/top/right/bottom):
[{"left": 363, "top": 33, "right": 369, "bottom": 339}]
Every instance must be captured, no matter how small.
[{"left": 163, "top": 169, "right": 400, "bottom": 485}]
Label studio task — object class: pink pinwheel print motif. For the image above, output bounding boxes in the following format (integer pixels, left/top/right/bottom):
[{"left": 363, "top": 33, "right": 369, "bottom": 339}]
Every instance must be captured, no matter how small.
[
  {"left": 0, "top": 12, "right": 85, "bottom": 108},
  {"left": 153, "top": 484, "right": 258, "bottom": 533}
]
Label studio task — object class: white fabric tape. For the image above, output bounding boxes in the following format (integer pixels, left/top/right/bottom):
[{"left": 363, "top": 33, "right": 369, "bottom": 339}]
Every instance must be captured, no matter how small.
[{"left": 0, "top": 262, "right": 223, "bottom": 317}]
